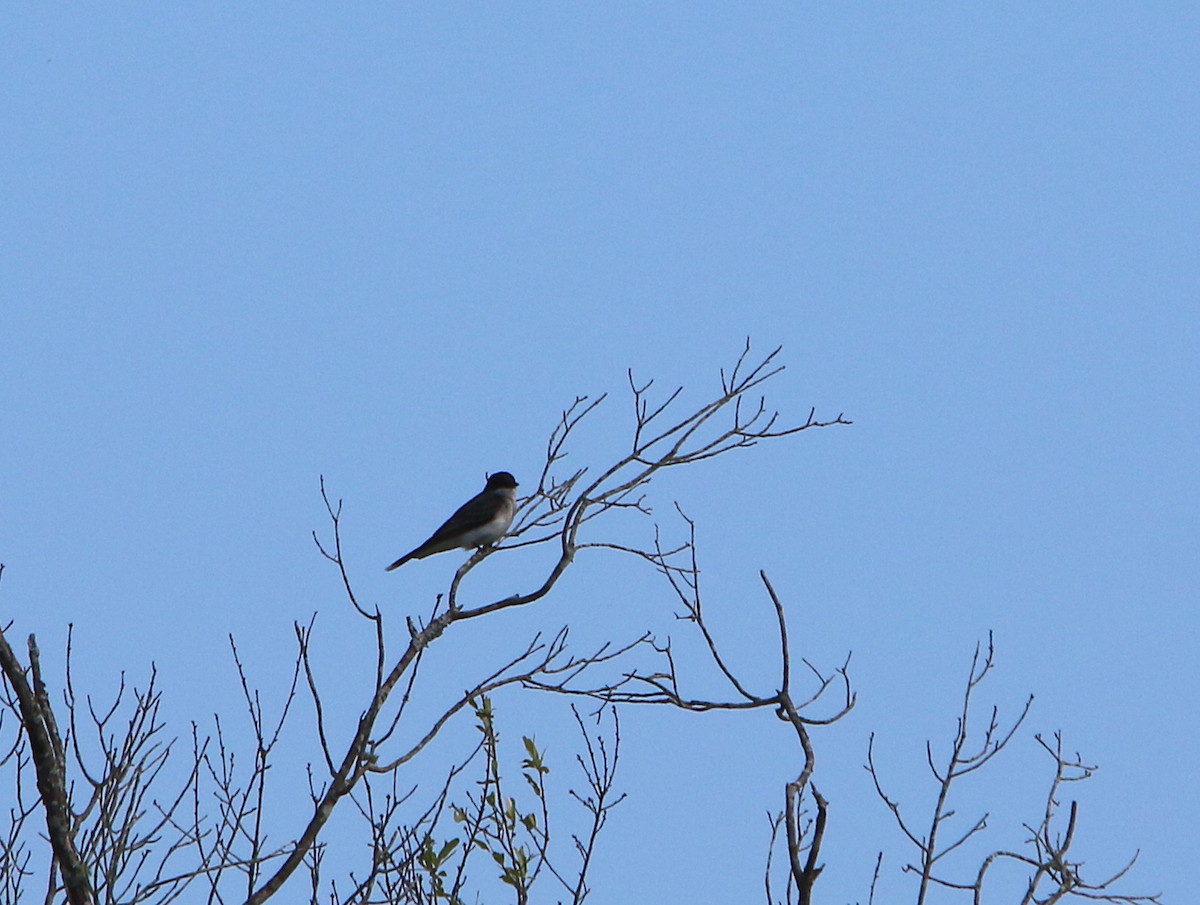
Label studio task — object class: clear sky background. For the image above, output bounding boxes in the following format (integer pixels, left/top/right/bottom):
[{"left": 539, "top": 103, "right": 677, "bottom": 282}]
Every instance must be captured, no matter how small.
[{"left": 2, "top": 5, "right": 1196, "bottom": 904}]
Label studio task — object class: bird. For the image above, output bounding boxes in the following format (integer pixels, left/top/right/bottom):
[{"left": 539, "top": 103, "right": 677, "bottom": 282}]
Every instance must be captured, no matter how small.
[{"left": 386, "top": 471, "right": 519, "bottom": 571}]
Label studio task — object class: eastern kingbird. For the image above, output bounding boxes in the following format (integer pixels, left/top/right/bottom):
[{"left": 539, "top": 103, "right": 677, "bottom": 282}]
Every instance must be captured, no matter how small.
[{"left": 386, "top": 471, "right": 519, "bottom": 571}]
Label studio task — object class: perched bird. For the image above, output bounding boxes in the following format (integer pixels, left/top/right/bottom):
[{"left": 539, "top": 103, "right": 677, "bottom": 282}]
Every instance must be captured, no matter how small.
[{"left": 386, "top": 471, "right": 519, "bottom": 571}]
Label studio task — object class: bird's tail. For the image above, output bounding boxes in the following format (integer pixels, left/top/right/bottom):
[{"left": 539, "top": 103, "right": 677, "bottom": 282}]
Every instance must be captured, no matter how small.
[{"left": 385, "top": 552, "right": 415, "bottom": 571}]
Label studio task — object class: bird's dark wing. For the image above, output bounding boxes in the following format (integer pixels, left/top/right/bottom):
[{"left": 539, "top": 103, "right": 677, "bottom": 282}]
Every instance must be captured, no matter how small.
[
  {"left": 386, "top": 485, "right": 511, "bottom": 571},
  {"left": 420, "top": 489, "right": 500, "bottom": 546}
]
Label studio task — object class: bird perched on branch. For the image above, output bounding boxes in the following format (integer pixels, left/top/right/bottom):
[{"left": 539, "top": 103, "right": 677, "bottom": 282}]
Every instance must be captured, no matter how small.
[{"left": 386, "top": 471, "right": 519, "bottom": 571}]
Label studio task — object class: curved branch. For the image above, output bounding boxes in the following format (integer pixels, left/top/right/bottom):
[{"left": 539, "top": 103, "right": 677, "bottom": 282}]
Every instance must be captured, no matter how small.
[{"left": 0, "top": 611, "right": 93, "bottom": 905}]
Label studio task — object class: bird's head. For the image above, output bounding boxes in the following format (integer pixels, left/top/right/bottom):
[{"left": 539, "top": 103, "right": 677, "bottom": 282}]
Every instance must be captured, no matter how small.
[{"left": 485, "top": 471, "right": 518, "bottom": 490}]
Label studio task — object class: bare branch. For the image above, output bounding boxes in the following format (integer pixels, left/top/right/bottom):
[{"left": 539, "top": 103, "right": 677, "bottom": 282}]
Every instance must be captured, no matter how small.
[{"left": 0, "top": 622, "right": 93, "bottom": 905}]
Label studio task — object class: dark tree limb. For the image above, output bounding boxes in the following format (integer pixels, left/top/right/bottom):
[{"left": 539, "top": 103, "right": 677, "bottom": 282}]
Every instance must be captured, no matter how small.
[{"left": 0, "top": 570, "right": 93, "bottom": 905}]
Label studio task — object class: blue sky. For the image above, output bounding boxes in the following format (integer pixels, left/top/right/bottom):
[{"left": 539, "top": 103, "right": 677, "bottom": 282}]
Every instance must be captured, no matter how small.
[{"left": 2, "top": 4, "right": 1196, "bottom": 903}]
